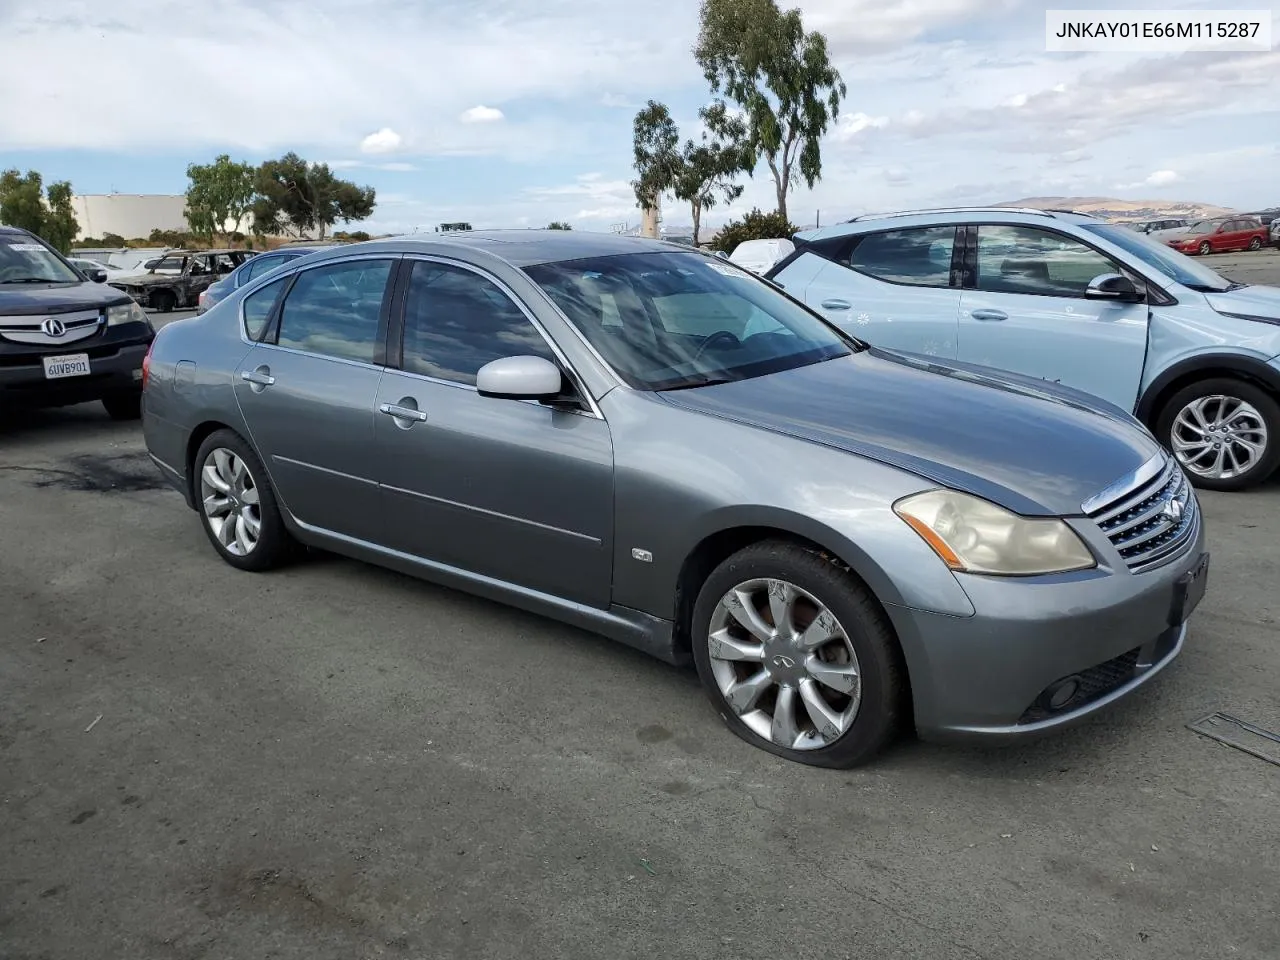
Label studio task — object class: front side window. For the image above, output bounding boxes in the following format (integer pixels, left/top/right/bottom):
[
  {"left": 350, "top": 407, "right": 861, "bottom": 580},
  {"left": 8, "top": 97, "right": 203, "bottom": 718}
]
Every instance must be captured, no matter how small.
[
  {"left": 400, "top": 260, "right": 556, "bottom": 386},
  {"left": 242, "top": 277, "right": 287, "bottom": 340},
  {"left": 844, "top": 226, "right": 956, "bottom": 288},
  {"left": 973, "top": 225, "right": 1120, "bottom": 298},
  {"left": 1081, "top": 222, "right": 1233, "bottom": 292},
  {"left": 524, "top": 251, "right": 851, "bottom": 391},
  {"left": 275, "top": 259, "right": 393, "bottom": 362}
]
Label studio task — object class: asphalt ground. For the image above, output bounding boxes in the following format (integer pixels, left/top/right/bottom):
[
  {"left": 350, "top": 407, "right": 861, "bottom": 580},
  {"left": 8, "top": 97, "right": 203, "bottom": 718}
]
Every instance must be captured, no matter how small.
[{"left": 2, "top": 254, "right": 1279, "bottom": 960}]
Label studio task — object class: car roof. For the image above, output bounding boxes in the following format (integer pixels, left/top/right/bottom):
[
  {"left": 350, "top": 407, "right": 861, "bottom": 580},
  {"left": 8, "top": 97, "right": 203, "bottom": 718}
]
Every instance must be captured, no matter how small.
[
  {"left": 295, "top": 229, "right": 696, "bottom": 269},
  {"left": 0, "top": 224, "right": 35, "bottom": 236},
  {"left": 795, "top": 206, "right": 1102, "bottom": 243}
]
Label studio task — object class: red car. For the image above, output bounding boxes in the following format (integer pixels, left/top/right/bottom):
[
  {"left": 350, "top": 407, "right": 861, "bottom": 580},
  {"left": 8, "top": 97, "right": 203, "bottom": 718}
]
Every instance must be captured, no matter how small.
[{"left": 1166, "top": 217, "right": 1268, "bottom": 256}]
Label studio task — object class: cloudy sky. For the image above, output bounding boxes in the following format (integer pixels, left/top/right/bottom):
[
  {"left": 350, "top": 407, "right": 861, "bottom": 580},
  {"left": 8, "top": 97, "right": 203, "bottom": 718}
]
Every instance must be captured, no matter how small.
[{"left": 1, "top": 0, "right": 1276, "bottom": 234}]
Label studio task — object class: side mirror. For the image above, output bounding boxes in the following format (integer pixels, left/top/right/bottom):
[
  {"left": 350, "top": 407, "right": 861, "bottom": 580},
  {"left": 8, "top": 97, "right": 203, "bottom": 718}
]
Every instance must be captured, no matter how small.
[
  {"left": 1085, "top": 273, "right": 1143, "bottom": 303},
  {"left": 476, "top": 355, "right": 564, "bottom": 401},
  {"left": 89, "top": 268, "right": 108, "bottom": 283}
]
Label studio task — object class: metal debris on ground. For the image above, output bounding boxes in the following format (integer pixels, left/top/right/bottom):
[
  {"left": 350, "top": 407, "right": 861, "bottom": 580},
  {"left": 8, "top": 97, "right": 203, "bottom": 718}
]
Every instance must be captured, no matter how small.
[
  {"left": 1187, "top": 712, "right": 1280, "bottom": 767},
  {"left": 84, "top": 714, "right": 103, "bottom": 733},
  {"left": 639, "top": 858, "right": 656, "bottom": 875}
]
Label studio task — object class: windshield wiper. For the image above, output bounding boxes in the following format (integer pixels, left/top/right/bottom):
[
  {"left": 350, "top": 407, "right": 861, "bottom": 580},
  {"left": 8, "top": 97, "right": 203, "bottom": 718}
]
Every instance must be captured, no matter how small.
[
  {"left": 0, "top": 276, "right": 64, "bottom": 284},
  {"left": 660, "top": 375, "right": 739, "bottom": 391},
  {"left": 1183, "top": 282, "right": 1231, "bottom": 293}
]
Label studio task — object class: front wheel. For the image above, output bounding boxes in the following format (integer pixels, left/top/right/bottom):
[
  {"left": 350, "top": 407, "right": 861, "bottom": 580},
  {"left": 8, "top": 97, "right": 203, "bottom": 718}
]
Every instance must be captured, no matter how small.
[
  {"left": 1248, "top": 237, "right": 1262, "bottom": 251},
  {"left": 151, "top": 289, "right": 176, "bottom": 313},
  {"left": 1197, "top": 241, "right": 1212, "bottom": 256},
  {"left": 690, "top": 540, "right": 905, "bottom": 768},
  {"left": 193, "top": 429, "right": 299, "bottom": 571},
  {"left": 1157, "top": 378, "right": 1280, "bottom": 491}
]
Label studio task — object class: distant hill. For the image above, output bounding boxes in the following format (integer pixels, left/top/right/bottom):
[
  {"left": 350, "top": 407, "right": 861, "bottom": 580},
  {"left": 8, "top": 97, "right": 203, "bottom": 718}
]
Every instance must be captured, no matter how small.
[{"left": 996, "top": 196, "right": 1237, "bottom": 221}]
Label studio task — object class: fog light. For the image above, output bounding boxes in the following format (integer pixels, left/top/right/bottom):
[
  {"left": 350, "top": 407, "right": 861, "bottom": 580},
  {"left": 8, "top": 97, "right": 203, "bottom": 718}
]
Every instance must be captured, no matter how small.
[{"left": 1047, "top": 676, "right": 1082, "bottom": 710}]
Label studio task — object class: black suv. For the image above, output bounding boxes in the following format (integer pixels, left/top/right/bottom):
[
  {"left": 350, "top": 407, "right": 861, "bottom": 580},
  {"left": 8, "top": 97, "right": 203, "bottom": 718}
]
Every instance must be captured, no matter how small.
[{"left": 0, "top": 226, "right": 155, "bottom": 419}]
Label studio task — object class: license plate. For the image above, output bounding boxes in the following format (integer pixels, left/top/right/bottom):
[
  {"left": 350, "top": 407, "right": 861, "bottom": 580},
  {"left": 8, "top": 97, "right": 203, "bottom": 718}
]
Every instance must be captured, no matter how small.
[
  {"left": 1169, "top": 552, "right": 1210, "bottom": 626},
  {"left": 42, "top": 353, "right": 91, "bottom": 379}
]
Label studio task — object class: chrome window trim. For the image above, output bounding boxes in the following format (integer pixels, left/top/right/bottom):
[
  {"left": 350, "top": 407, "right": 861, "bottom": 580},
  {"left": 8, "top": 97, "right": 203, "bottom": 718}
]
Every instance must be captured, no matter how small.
[{"left": 400, "top": 253, "right": 605, "bottom": 420}]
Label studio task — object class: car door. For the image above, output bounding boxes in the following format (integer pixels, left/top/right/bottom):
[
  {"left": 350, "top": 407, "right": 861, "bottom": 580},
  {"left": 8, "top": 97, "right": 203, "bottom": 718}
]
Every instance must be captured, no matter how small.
[
  {"left": 373, "top": 257, "right": 614, "bottom": 607},
  {"left": 956, "top": 223, "right": 1149, "bottom": 411},
  {"left": 799, "top": 225, "right": 962, "bottom": 358},
  {"left": 232, "top": 256, "right": 397, "bottom": 543}
]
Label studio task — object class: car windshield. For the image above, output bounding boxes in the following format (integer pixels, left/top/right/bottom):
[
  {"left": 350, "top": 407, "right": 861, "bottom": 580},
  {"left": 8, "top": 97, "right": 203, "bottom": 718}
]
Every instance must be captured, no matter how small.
[
  {"left": 1186, "top": 220, "right": 1216, "bottom": 235},
  {"left": 1081, "top": 223, "right": 1233, "bottom": 293},
  {"left": 524, "top": 251, "right": 853, "bottom": 390},
  {"left": 0, "top": 234, "right": 81, "bottom": 283}
]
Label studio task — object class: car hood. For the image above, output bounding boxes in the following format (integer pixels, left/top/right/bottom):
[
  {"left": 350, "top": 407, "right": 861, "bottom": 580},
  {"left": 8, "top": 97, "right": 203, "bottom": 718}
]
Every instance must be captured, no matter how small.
[
  {"left": 657, "top": 349, "right": 1161, "bottom": 517},
  {"left": 1206, "top": 284, "right": 1280, "bottom": 321},
  {"left": 0, "top": 280, "right": 132, "bottom": 316},
  {"left": 110, "top": 273, "right": 172, "bottom": 287}
]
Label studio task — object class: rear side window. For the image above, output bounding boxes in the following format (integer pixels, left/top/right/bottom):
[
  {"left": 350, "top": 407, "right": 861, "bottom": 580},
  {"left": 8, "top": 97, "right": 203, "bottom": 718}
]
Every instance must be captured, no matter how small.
[
  {"left": 242, "top": 277, "right": 286, "bottom": 340},
  {"left": 275, "top": 259, "right": 393, "bottom": 362},
  {"left": 844, "top": 227, "right": 956, "bottom": 287},
  {"left": 242, "top": 254, "right": 286, "bottom": 283}
]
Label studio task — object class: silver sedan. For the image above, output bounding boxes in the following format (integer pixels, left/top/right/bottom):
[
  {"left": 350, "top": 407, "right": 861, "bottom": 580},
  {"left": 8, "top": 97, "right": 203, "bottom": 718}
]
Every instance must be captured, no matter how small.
[{"left": 141, "top": 231, "right": 1209, "bottom": 767}]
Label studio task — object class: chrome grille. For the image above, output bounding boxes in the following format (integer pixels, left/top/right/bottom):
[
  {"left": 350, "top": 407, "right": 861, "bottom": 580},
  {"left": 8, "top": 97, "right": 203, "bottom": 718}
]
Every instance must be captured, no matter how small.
[{"left": 1085, "top": 455, "right": 1198, "bottom": 572}]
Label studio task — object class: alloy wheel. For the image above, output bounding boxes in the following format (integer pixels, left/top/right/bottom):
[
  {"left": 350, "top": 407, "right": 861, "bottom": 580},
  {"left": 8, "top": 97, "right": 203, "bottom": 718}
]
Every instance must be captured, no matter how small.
[
  {"left": 706, "top": 577, "right": 861, "bottom": 750},
  {"left": 199, "top": 447, "right": 262, "bottom": 556},
  {"left": 1171, "top": 395, "right": 1269, "bottom": 481}
]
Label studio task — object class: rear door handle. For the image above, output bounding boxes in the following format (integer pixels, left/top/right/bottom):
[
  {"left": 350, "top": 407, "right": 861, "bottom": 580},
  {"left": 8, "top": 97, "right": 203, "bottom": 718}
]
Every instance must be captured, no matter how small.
[
  {"left": 820, "top": 298, "right": 852, "bottom": 311},
  {"left": 970, "top": 309, "right": 1008, "bottom": 321},
  {"left": 379, "top": 402, "right": 428, "bottom": 423}
]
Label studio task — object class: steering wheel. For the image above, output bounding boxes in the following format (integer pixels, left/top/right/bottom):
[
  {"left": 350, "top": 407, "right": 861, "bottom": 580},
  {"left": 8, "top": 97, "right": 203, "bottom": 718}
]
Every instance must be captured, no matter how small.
[{"left": 690, "top": 329, "right": 741, "bottom": 364}]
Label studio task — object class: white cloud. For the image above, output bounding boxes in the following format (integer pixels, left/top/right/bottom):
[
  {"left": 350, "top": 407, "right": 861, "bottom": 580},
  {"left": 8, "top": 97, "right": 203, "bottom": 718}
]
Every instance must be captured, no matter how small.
[
  {"left": 833, "top": 112, "right": 889, "bottom": 141},
  {"left": 460, "top": 105, "right": 505, "bottom": 124},
  {"left": 360, "top": 127, "right": 402, "bottom": 154},
  {"left": 797, "top": 0, "right": 1022, "bottom": 51},
  {"left": 1144, "top": 170, "right": 1182, "bottom": 187}
]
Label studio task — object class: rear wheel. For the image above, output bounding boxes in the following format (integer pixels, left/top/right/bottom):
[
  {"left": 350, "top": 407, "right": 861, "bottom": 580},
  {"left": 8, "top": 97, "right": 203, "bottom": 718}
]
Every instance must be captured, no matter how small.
[
  {"left": 690, "top": 540, "right": 905, "bottom": 768},
  {"left": 193, "top": 429, "right": 298, "bottom": 571},
  {"left": 102, "top": 392, "right": 141, "bottom": 420},
  {"left": 1157, "top": 378, "right": 1280, "bottom": 491}
]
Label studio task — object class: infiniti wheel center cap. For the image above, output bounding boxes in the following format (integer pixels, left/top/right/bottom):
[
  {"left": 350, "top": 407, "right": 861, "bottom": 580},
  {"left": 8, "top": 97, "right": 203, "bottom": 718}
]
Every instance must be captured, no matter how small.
[{"left": 764, "top": 643, "right": 806, "bottom": 683}]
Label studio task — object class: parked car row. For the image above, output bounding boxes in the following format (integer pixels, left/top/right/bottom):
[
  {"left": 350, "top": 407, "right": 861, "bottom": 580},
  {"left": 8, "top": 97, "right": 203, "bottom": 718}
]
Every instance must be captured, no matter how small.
[{"left": 139, "top": 229, "right": 1211, "bottom": 769}]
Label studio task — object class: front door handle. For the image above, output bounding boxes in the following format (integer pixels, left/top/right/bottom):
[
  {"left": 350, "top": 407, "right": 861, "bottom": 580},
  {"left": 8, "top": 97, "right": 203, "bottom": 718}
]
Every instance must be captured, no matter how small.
[
  {"left": 379, "top": 402, "right": 428, "bottom": 423},
  {"left": 970, "top": 308, "right": 1008, "bottom": 321},
  {"left": 821, "top": 298, "right": 852, "bottom": 311},
  {"left": 240, "top": 366, "right": 275, "bottom": 390}
]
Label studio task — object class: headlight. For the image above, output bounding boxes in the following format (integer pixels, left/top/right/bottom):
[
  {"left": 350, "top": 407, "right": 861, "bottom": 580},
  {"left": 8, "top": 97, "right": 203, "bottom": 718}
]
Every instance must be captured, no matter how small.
[
  {"left": 107, "top": 301, "right": 149, "bottom": 326},
  {"left": 894, "top": 489, "right": 1095, "bottom": 576}
]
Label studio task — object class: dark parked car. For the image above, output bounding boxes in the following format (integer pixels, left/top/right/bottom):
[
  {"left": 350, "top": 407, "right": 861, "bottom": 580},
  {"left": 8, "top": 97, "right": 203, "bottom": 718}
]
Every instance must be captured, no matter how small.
[
  {"left": 198, "top": 245, "right": 334, "bottom": 314},
  {"left": 142, "top": 231, "right": 1208, "bottom": 768},
  {"left": 109, "top": 249, "right": 255, "bottom": 312},
  {"left": 0, "top": 225, "right": 154, "bottom": 419}
]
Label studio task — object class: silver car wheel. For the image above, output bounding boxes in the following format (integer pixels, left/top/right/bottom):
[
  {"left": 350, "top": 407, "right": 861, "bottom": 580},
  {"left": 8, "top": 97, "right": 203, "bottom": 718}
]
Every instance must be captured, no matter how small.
[
  {"left": 1171, "top": 395, "right": 1269, "bottom": 480},
  {"left": 199, "top": 447, "right": 262, "bottom": 557},
  {"left": 707, "top": 577, "right": 861, "bottom": 751}
]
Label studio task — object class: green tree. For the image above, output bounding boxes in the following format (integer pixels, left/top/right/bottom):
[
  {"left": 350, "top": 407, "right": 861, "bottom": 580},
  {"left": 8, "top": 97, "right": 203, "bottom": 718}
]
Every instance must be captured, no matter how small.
[
  {"left": 252, "top": 153, "right": 376, "bottom": 240},
  {"left": 0, "top": 169, "right": 80, "bottom": 253},
  {"left": 694, "top": 0, "right": 846, "bottom": 222},
  {"left": 673, "top": 101, "right": 752, "bottom": 245},
  {"left": 709, "top": 207, "right": 798, "bottom": 254},
  {"left": 631, "top": 100, "right": 682, "bottom": 212},
  {"left": 43, "top": 181, "right": 79, "bottom": 254},
  {"left": 185, "top": 154, "right": 256, "bottom": 244},
  {"left": 0, "top": 169, "right": 48, "bottom": 235},
  {"left": 546, "top": 221, "right": 573, "bottom": 230}
]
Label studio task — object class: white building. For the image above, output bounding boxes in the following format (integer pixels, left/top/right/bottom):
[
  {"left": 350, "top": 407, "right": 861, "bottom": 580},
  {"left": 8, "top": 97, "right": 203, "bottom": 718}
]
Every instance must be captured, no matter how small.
[{"left": 71, "top": 194, "right": 189, "bottom": 240}]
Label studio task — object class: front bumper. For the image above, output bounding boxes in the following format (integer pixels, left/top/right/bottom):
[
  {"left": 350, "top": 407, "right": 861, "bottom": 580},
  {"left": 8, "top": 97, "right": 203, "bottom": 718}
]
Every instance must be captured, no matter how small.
[
  {"left": 887, "top": 518, "right": 1207, "bottom": 741},
  {"left": 0, "top": 333, "right": 151, "bottom": 409}
]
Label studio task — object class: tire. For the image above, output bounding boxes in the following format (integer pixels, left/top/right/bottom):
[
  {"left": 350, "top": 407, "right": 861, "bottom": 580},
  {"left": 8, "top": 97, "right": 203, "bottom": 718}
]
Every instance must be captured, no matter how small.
[
  {"left": 151, "top": 289, "right": 176, "bottom": 313},
  {"left": 690, "top": 540, "right": 905, "bottom": 768},
  {"left": 1197, "top": 241, "right": 1212, "bottom": 256},
  {"left": 102, "top": 392, "right": 141, "bottom": 420},
  {"left": 1248, "top": 237, "right": 1262, "bottom": 251},
  {"left": 1156, "top": 378, "right": 1280, "bottom": 492},
  {"left": 192, "top": 428, "right": 298, "bottom": 571}
]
